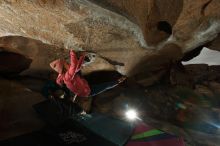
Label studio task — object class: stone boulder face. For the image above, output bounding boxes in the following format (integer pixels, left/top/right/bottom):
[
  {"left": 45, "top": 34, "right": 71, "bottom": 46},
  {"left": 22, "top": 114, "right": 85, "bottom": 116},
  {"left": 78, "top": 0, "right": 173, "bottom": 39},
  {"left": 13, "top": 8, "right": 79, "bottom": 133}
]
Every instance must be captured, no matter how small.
[
  {"left": 0, "top": 0, "right": 147, "bottom": 76},
  {"left": 170, "top": 64, "right": 220, "bottom": 87},
  {"left": 89, "top": 0, "right": 220, "bottom": 51},
  {"left": 89, "top": 0, "right": 182, "bottom": 46},
  {"left": 0, "top": 78, "right": 45, "bottom": 140},
  {"left": 0, "top": 0, "right": 220, "bottom": 77},
  {"left": 0, "top": 36, "right": 69, "bottom": 77}
]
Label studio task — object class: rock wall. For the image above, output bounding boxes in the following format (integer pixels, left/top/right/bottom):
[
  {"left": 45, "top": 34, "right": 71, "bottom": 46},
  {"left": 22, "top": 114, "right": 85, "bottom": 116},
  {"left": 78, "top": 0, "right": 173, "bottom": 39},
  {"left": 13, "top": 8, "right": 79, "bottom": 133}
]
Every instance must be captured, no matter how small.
[{"left": 0, "top": 0, "right": 220, "bottom": 77}]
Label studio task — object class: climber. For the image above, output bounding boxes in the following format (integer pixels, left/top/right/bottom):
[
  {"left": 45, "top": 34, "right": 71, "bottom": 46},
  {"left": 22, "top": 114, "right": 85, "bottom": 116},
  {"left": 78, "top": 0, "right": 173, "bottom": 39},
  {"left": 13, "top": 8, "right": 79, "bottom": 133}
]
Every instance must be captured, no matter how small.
[
  {"left": 50, "top": 50, "right": 90, "bottom": 102},
  {"left": 50, "top": 50, "right": 126, "bottom": 102}
]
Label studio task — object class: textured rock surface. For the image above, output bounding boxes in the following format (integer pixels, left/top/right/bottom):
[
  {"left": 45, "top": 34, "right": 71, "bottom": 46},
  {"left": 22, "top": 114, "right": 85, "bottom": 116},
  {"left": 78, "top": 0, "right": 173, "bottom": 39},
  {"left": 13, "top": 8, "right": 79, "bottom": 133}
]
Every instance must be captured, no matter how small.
[
  {"left": 89, "top": 0, "right": 220, "bottom": 51},
  {"left": 0, "top": 0, "right": 220, "bottom": 77},
  {"left": 0, "top": 0, "right": 147, "bottom": 76},
  {"left": 0, "top": 78, "right": 44, "bottom": 140},
  {"left": 1, "top": 1, "right": 220, "bottom": 145}
]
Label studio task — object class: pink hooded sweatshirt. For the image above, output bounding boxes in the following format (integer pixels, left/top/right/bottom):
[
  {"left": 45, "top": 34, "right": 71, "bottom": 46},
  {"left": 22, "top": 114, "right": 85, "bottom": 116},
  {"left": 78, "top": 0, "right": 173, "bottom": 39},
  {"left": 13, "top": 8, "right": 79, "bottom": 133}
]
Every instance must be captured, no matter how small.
[{"left": 50, "top": 50, "right": 91, "bottom": 97}]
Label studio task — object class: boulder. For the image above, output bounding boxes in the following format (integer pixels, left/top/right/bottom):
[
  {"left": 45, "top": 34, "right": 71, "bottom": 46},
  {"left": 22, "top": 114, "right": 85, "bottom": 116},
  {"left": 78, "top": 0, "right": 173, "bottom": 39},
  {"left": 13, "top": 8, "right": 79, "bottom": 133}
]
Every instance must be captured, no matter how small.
[{"left": 0, "top": 78, "right": 44, "bottom": 140}]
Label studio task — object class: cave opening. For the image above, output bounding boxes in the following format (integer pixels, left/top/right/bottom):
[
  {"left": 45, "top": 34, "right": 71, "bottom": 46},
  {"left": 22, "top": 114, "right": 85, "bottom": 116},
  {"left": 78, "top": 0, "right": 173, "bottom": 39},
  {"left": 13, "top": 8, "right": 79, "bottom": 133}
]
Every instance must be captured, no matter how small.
[
  {"left": 157, "top": 21, "right": 172, "bottom": 35},
  {"left": 0, "top": 50, "right": 32, "bottom": 77}
]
